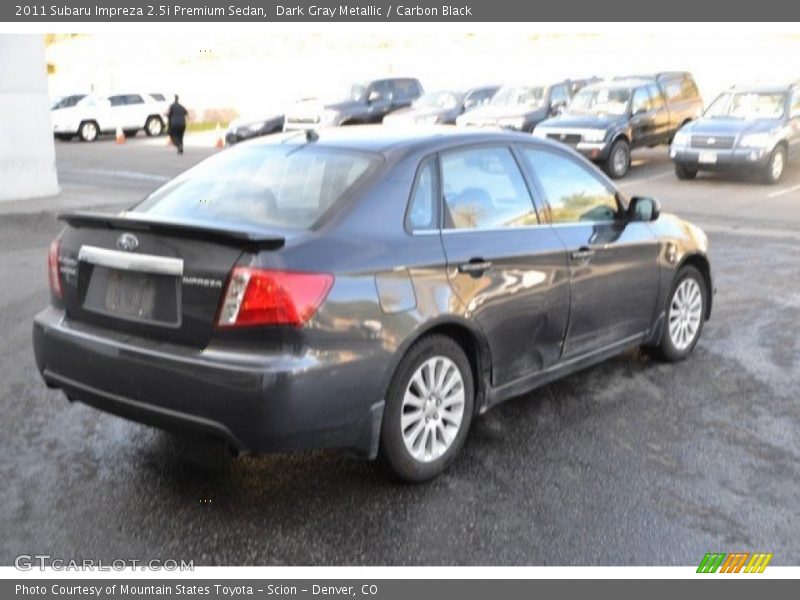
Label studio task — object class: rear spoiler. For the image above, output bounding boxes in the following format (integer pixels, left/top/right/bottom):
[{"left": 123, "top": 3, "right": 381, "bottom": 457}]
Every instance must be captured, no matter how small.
[{"left": 58, "top": 211, "right": 286, "bottom": 251}]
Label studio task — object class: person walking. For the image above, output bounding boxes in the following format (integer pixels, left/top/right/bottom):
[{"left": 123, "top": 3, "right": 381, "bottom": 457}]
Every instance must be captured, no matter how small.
[{"left": 167, "top": 94, "right": 188, "bottom": 154}]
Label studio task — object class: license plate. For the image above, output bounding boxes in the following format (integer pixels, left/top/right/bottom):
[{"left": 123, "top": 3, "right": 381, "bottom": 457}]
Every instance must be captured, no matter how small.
[
  {"left": 104, "top": 270, "right": 156, "bottom": 320},
  {"left": 698, "top": 151, "right": 717, "bottom": 164}
]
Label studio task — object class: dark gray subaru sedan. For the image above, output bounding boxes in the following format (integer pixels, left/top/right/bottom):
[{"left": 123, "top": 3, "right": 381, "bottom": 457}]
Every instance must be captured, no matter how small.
[{"left": 33, "top": 127, "right": 712, "bottom": 481}]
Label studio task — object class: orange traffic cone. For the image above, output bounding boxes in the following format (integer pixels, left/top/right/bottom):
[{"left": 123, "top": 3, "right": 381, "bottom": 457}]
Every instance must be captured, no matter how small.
[
  {"left": 115, "top": 125, "right": 125, "bottom": 145},
  {"left": 214, "top": 123, "right": 224, "bottom": 149}
]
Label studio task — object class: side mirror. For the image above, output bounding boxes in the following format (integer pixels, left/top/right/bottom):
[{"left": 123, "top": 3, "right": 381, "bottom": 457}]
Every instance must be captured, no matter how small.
[{"left": 629, "top": 196, "right": 661, "bottom": 222}]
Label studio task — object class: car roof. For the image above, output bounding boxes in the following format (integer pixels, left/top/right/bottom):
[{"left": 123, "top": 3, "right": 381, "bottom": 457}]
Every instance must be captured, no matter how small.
[
  {"left": 248, "top": 125, "right": 550, "bottom": 155},
  {"left": 583, "top": 79, "right": 651, "bottom": 92},
  {"left": 727, "top": 82, "right": 797, "bottom": 94}
]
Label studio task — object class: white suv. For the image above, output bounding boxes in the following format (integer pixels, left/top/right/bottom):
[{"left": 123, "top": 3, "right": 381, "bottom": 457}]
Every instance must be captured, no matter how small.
[{"left": 51, "top": 92, "right": 167, "bottom": 142}]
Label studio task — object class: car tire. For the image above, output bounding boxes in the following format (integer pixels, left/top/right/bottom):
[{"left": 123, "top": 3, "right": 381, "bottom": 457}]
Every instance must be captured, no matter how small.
[
  {"left": 145, "top": 115, "right": 164, "bottom": 137},
  {"left": 379, "top": 335, "right": 474, "bottom": 482},
  {"left": 604, "top": 138, "right": 630, "bottom": 179},
  {"left": 762, "top": 144, "right": 786, "bottom": 185},
  {"left": 649, "top": 265, "right": 707, "bottom": 362},
  {"left": 78, "top": 121, "right": 99, "bottom": 142},
  {"left": 674, "top": 163, "right": 698, "bottom": 180}
]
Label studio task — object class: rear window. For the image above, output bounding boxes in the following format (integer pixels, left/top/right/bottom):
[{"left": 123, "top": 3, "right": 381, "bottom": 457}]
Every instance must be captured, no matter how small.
[{"left": 133, "top": 144, "right": 379, "bottom": 230}]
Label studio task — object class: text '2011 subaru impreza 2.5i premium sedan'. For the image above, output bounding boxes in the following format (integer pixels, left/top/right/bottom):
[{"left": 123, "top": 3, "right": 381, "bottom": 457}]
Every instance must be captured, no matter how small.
[{"left": 33, "top": 127, "right": 713, "bottom": 482}]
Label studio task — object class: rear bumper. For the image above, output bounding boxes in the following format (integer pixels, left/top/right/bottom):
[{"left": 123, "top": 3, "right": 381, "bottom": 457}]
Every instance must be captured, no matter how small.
[
  {"left": 670, "top": 146, "right": 771, "bottom": 170},
  {"left": 32, "top": 307, "right": 386, "bottom": 458}
]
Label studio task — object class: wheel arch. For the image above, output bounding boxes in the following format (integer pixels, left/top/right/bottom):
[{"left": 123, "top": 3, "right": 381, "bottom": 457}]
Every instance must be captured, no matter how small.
[
  {"left": 677, "top": 253, "right": 713, "bottom": 319},
  {"left": 379, "top": 316, "right": 492, "bottom": 417}
]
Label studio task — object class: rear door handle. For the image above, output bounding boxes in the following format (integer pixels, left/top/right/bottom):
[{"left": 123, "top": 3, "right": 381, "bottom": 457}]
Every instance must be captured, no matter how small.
[
  {"left": 458, "top": 259, "right": 493, "bottom": 276},
  {"left": 570, "top": 247, "right": 595, "bottom": 261}
]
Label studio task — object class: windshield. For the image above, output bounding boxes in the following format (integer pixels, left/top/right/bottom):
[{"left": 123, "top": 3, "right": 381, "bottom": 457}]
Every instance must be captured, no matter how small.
[
  {"left": 51, "top": 94, "right": 87, "bottom": 110},
  {"left": 133, "top": 145, "right": 379, "bottom": 230},
  {"left": 490, "top": 86, "right": 546, "bottom": 108},
  {"left": 569, "top": 87, "right": 631, "bottom": 116},
  {"left": 414, "top": 91, "right": 463, "bottom": 110},
  {"left": 705, "top": 92, "right": 787, "bottom": 119}
]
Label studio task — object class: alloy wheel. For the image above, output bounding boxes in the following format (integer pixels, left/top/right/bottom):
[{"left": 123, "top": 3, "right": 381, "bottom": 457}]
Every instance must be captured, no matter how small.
[
  {"left": 668, "top": 278, "right": 703, "bottom": 351},
  {"left": 401, "top": 356, "right": 465, "bottom": 463}
]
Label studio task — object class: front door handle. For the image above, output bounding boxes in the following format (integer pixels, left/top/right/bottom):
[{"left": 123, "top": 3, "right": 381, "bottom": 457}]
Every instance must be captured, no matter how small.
[
  {"left": 458, "top": 259, "right": 493, "bottom": 277},
  {"left": 570, "top": 247, "right": 595, "bottom": 261}
]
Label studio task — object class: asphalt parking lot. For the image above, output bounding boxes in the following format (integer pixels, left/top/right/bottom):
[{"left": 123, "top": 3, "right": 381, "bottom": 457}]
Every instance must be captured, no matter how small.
[{"left": 1, "top": 134, "right": 799, "bottom": 566}]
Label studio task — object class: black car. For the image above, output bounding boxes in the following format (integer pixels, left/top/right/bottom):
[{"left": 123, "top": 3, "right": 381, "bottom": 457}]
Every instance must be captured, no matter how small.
[
  {"left": 382, "top": 86, "right": 499, "bottom": 126},
  {"left": 225, "top": 112, "right": 285, "bottom": 146},
  {"left": 534, "top": 72, "right": 703, "bottom": 178},
  {"left": 283, "top": 78, "right": 424, "bottom": 130},
  {"left": 33, "top": 127, "right": 712, "bottom": 482},
  {"left": 670, "top": 83, "right": 800, "bottom": 183},
  {"left": 455, "top": 79, "right": 597, "bottom": 132}
]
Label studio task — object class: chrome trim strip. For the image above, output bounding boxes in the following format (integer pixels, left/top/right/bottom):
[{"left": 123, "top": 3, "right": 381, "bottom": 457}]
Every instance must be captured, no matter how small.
[{"left": 78, "top": 246, "right": 183, "bottom": 276}]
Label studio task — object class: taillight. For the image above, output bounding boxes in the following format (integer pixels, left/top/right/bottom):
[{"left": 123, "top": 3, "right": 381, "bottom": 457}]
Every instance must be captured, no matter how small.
[
  {"left": 48, "top": 238, "right": 63, "bottom": 299},
  {"left": 217, "top": 267, "right": 333, "bottom": 328}
]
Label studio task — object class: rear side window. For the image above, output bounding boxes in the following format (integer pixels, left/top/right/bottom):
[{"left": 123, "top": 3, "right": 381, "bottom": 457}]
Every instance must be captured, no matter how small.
[
  {"left": 647, "top": 84, "right": 666, "bottom": 110},
  {"left": 150, "top": 93, "right": 166, "bottom": 101},
  {"left": 441, "top": 146, "right": 537, "bottom": 230},
  {"left": 393, "top": 79, "right": 422, "bottom": 99},
  {"left": 126, "top": 94, "right": 144, "bottom": 104},
  {"left": 522, "top": 148, "right": 619, "bottom": 224},
  {"left": 134, "top": 145, "right": 379, "bottom": 230},
  {"left": 406, "top": 159, "right": 438, "bottom": 231}
]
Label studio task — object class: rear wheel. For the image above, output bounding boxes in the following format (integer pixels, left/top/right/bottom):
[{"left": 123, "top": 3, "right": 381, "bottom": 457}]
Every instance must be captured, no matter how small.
[
  {"left": 604, "top": 138, "right": 630, "bottom": 179},
  {"left": 145, "top": 115, "right": 164, "bottom": 137},
  {"left": 78, "top": 121, "right": 99, "bottom": 142},
  {"left": 762, "top": 145, "right": 786, "bottom": 184},
  {"left": 675, "top": 163, "right": 698, "bottom": 180},
  {"left": 650, "top": 265, "right": 707, "bottom": 362},
  {"left": 380, "top": 335, "right": 474, "bottom": 482}
]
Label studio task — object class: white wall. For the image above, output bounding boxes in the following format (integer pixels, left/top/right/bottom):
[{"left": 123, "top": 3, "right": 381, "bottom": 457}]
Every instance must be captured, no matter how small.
[{"left": 0, "top": 35, "right": 59, "bottom": 202}]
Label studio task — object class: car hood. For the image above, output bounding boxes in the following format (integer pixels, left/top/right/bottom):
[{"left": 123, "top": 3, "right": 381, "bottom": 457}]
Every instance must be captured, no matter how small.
[
  {"left": 537, "top": 113, "right": 628, "bottom": 130},
  {"left": 682, "top": 117, "right": 783, "bottom": 136},
  {"left": 462, "top": 104, "right": 545, "bottom": 121}
]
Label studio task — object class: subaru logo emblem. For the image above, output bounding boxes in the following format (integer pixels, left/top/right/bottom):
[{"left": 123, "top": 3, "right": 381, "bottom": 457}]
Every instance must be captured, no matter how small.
[
  {"left": 707, "top": 137, "right": 716, "bottom": 145},
  {"left": 117, "top": 233, "right": 139, "bottom": 252}
]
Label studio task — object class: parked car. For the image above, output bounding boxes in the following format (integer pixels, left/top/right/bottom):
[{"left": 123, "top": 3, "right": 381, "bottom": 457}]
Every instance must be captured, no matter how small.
[
  {"left": 283, "top": 78, "right": 424, "bottom": 130},
  {"left": 225, "top": 112, "right": 285, "bottom": 145},
  {"left": 34, "top": 127, "right": 712, "bottom": 481},
  {"left": 670, "top": 82, "right": 800, "bottom": 183},
  {"left": 382, "top": 86, "right": 499, "bottom": 126},
  {"left": 533, "top": 72, "right": 703, "bottom": 178},
  {"left": 455, "top": 79, "right": 597, "bottom": 132},
  {"left": 51, "top": 94, "right": 87, "bottom": 110},
  {"left": 51, "top": 92, "right": 167, "bottom": 141}
]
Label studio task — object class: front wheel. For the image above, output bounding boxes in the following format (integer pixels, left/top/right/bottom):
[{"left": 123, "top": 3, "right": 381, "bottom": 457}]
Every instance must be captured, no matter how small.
[
  {"left": 762, "top": 145, "right": 786, "bottom": 185},
  {"left": 650, "top": 265, "right": 707, "bottom": 362},
  {"left": 604, "top": 138, "right": 630, "bottom": 179},
  {"left": 145, "top": 115, "right": 164, "bottom": 137},
  {"left": 78, "top": 121, "right": 98, "bottom": 142},
  {"left": 379, "top": 335, "right": 474, "bottom": 482},
  {"left": 675, "top": 163, "right": 698, "bottom": 180}
]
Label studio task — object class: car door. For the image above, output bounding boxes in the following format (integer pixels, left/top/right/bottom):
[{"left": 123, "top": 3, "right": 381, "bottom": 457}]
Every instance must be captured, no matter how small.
[
  {"left": 438, "top": 144, "right": 570, "bottom": 387},
  {"left": 629, "top": 86, "right": 658, "bottom": 148},
  {"left": 106, "top": 94, "right": 128, "bottom": 130},
  {"left": 788, "top": 89, "right": 800, "bottom": 160},
  {"left": 366, "top": 81, "right": 393, "bottom": 122},
  {"left": 520, "top": 146, "right": 660, "bottom": 359},
  {"left": 548, "top": 83, "right": 570, "bottom": 117},
  {"left": 123, "top": 94, "right": 147, "bottom": 128},
  {"left": 647, "top": 83, "right": 672, "bottom": 143}
]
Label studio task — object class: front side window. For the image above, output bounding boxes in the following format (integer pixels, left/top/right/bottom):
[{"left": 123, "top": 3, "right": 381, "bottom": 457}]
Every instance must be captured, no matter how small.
[
  {"left": 631, "top": 88, "right": 651, "bottom": 114},
  {"left": 550, "top": 84, "right": 569, "bottom": 106},
  {"left": 108, "top": 95, "right": 126, "bottom": 107},
  {"left": 522, "top": 148, "right": 619, "bottom": 224},
  {"left": 441, "top": 146, "right": 537, "bottom": 230},
  {"left": 134, "top": 145, "right": 379, "bottom": 230}
]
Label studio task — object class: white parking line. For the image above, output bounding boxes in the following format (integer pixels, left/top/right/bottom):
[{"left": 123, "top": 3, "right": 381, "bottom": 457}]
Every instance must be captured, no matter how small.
[
  {"left": 61, "top": 168, "right": 170, "bottom": 183},
  {"left": 767, "top": 183, "right": 800, "bottom": 199},
  {"left": 618, "top": 170, "right": 674, "bottom": 187}
]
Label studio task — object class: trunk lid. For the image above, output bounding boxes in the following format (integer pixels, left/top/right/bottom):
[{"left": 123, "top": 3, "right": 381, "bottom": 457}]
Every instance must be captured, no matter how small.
[{"left": 56, "top": 211, "right": 286, "bottom": 348}]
